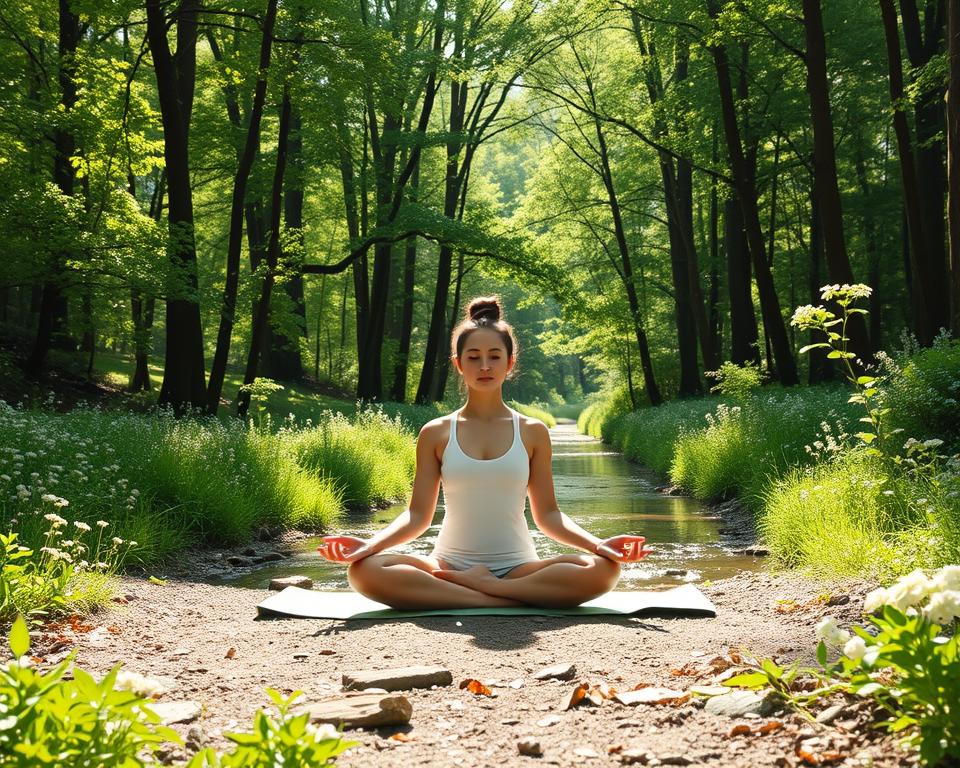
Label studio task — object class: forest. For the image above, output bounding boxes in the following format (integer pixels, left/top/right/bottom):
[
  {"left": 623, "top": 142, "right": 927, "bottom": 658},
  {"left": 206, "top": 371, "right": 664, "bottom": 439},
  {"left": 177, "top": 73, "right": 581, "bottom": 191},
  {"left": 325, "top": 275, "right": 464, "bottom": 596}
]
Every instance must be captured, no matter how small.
[{"left": 2, "top": 0, "right": 959, "bottom": 411}]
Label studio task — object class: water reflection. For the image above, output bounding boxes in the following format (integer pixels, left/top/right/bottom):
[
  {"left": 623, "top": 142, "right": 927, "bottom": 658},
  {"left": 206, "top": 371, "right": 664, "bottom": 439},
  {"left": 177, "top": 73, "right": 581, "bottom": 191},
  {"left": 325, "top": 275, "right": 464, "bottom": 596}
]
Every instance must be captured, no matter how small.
[{"left": 214, "top": 423, "right": 760, "bottom": 589}]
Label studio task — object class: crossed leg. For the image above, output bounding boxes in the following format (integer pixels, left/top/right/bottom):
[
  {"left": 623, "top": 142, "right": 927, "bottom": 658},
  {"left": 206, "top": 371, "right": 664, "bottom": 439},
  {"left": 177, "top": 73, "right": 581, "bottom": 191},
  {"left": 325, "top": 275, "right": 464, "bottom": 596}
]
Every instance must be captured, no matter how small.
[
  {"left": 433, "top": 554, "right": 621, "bottom": 608},
  {"left": 346, "top": 553, "right": 526, "bottom": 610}
]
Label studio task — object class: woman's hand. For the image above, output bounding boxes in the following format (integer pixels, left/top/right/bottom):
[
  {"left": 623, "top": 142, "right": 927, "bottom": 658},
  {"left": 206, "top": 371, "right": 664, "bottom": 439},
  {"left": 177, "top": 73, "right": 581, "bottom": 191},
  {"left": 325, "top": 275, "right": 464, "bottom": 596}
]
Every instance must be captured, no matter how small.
[
  {"left": 317, "top": 535, "right": 375, "bottom": 564},
  {"left": 594, "top": 535, "right": 653, "bottom": 563}
]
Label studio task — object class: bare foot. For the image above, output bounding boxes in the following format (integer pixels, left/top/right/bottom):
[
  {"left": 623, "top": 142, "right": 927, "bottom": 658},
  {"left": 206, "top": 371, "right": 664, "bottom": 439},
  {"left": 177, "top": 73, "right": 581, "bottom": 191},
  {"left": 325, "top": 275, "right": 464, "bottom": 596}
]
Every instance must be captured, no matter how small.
[{"left": 432, "top": 565, "right": 500, "bottom": 594}]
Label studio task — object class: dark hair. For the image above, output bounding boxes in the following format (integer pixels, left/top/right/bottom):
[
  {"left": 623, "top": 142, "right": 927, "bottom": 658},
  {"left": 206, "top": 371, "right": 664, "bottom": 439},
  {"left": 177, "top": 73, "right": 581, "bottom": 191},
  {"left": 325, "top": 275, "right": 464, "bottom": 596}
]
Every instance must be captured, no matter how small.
[{"left": 450, "top": 295, "right": 519, "bottom": 369}]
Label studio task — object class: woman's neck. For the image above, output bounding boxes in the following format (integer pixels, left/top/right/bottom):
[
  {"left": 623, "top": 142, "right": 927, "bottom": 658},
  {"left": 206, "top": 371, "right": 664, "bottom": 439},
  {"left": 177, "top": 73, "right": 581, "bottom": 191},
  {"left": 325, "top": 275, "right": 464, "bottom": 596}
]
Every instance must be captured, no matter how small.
[{"left": 460, "top": 391, "right": 510, "bottom": 420}]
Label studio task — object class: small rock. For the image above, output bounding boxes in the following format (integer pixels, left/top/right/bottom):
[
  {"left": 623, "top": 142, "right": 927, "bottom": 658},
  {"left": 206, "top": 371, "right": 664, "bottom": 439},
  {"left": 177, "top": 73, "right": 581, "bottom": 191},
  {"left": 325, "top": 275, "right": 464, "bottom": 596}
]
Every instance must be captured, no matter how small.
[
  {"left": 733, "top": 547, "right": 769, "bottom": 557},
  {"left": 826, "top": 593, "right": 851, "bottom": 606},
  {"left": 226, "top": 556, "right": 249, "bottom": 567},
  {"left": 269, "top": 575, "right": 314, "bottom": 591},
  {"left": 509, "top": 678, "right": 525, "bottom": 689},
  {"left": 665, "top": 569, "right": 687, "bottom": 577},
  {"left": 301, "top": 692, "right": 412, "bottom": 728},
  {"left": 620, "top": 748, "right": 655, "bottom": 765},
  {"left": 294, "top": 653, "right": 309, "bottom": 661},
  {"left": 660, "top": 756, "right": 692, "bottom": 766},
  {"left": 574, "top": 747, "right": 600, "bottom": 758},
  {"left": 533, "top": 663, "right": 576, "bottom": 681},
  {"left": 501, "top": 718, "right": 520, "bottom": 725},
  {"left": 255, "top": 552, "right": 284, "bottom": 564},
  {"left": 517, "top": 737, "right": 543, "bottom": 756},
  {"left": 704, "top": 690, "right": 780, "bottom": 717},
  {"left": 152, "top": 701, "right": 202, "bottom": 725},
  {"left": 241, "top": 547, "right": 257, "bottom": 557},
  {"left": 815, "top": 704, "right": 848, "bottom": 724},
  {"left": 342, "top": 665, "right": 452, "bottom": 692},
  {"left": 185, "top": 726, "right": 205, "bottom": 752},
  {"left": 536, "top": 715, "right": 562, "bottom": 727}
]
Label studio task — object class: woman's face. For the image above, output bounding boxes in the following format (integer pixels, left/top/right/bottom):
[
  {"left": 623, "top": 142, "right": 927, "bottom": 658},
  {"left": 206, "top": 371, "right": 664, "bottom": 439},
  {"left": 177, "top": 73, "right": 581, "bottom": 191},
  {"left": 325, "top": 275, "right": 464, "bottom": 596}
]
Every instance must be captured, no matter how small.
[{"left": 454, "top": 328, "right": 514, "bottom": 390}]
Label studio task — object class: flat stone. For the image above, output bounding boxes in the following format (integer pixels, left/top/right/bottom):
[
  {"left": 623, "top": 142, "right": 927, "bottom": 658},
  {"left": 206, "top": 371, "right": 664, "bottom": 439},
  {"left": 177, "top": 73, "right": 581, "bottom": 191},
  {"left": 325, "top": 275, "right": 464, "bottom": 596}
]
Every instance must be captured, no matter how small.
[
  {"left": 826, "top": 594, "right": 850, "bottom": 606},
  {"left": 665, "top": 569, "right": 687, "bottom": 577},
  {"left": 241, "top": 547, "right": 257, "bottom": 557},
  {"left": 620, "top": 749, "right": 655, "bottom": 765},
  {"left": 269, "top": 575, "right": 313, "bottom": 591},
  {"left": 533, "top": 662, "right": 576, "bottom": 681},
  {"left": 815, "top": 703, "right": 848, "bottom": 724},
  {"left": 733, "top": 547, "right": 769, "bottom": 557},
  {"left": 301, "top": 692, "right": 412, "bottom": 728},
  {"left": 255, "top": 552, "right": 284, "bottom": 564},
  {"left": 342, "top": 665, "right": 452, "bottom": 692},
  {"left": 704, "top": 690, "right": 780, "bottom": 717},
  {"left": 152, "top": 701, "right": 202, "bottom": 725},
  {"left": 226, "top": 556, "right": 249, "bottom": 567},
  {"left": 660, "top": 756, "right": 693, "bottom": 766},
  {"left": 517, "top": 737, "right": 543, "bottom": 756}
]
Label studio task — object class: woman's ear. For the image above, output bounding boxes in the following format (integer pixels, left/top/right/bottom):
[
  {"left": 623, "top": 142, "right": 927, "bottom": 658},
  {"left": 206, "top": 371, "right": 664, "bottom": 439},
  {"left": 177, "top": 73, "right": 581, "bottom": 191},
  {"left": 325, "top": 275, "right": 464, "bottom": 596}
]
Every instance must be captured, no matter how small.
[{"left": 451, "top": 354, "right": 462, "bottom": 375}]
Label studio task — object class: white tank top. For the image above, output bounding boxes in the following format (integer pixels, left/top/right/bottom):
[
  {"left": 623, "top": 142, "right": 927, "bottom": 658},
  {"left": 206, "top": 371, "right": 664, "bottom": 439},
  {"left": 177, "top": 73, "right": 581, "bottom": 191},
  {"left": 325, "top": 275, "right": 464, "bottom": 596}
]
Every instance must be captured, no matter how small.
[{"left": 431, "top": 406, "right": 540, "bottom": 570}]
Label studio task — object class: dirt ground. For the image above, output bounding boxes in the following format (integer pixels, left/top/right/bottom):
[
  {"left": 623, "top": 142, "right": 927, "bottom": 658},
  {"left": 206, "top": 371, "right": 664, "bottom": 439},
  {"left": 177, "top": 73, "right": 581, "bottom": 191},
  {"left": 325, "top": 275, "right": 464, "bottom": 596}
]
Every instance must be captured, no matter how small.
[{"left": 21, "top": 557, "right": 913, "bottom": 768}]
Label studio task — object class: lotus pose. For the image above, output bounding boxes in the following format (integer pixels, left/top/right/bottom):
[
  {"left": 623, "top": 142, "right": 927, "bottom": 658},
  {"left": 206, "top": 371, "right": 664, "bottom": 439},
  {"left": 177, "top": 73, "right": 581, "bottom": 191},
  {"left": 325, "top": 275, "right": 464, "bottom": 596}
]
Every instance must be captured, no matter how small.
[{"left": 317, "top": 295, "right": 652, "bottom": 609}]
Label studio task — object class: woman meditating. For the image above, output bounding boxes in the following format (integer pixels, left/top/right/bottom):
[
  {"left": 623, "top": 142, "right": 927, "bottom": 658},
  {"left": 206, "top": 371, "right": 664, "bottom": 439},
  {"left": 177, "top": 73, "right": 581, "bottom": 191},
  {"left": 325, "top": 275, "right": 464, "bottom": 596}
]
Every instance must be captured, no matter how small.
[{"left": 316, "top": 296, "right": 652, "bottom": 609}]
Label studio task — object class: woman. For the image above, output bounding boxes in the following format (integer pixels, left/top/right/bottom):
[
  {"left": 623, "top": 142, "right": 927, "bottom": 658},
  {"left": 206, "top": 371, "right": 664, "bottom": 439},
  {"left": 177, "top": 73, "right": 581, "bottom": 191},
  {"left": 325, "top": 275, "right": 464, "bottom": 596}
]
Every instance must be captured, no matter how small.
[{"left": 317, "top": 296, "right": 652, "bottom": 609}]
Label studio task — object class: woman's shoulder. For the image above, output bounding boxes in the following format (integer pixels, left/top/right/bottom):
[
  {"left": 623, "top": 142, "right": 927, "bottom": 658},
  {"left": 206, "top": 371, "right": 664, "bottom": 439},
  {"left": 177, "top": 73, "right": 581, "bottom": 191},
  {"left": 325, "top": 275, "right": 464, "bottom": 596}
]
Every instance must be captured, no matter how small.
[{"left": 516, "top": 411, "right": 550, "bottom": 444}]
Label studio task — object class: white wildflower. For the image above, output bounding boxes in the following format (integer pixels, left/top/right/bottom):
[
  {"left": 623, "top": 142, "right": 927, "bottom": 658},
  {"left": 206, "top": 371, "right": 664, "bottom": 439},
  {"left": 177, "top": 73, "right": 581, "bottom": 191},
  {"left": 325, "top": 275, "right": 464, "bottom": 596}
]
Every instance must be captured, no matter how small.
[
  {"left": 863, "top": 587, "right": 888, "bottom": 614},
  {"left": 815, "top": 616, "right": 851, "bottom": 648},
  {"left": 843, "top": 636, "right": 867, "bottom": 662},
  {"left": 923, "top": 590, "right": 960, "bottom": 626},
  {"left": 114, "top": 670, "right": 169, "bottom": 698},
  {"left": 932, "top": 565, "right": 960, "bottom": 591},
  {"left": 886, "top": 569, "right": 933, "bottom": 611},
  {"left": 112, "top": 537, "right": 124, "bottom": 546},
  {"left": 73, "top": 521, "right": 91, "bottom": 532},
  {"left": 305, "top": 722, "right": 340, "bottom": 743},
  {"left": 43, "top": 513, "right": 67, "bottom": 526},
  {"left": 40, "top": 493, "right": 68, "bottom": 507},
  {"left": 96, "top": 520, "right": 109, "bottom": 528}
]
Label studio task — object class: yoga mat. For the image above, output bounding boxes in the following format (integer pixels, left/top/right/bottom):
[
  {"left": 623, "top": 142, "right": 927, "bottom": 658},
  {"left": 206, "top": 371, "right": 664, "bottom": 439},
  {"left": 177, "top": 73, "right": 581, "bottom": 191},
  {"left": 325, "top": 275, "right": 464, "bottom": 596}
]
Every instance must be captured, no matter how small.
[{"left": 256, "top": 583, "right": 716, "bottom": 620}]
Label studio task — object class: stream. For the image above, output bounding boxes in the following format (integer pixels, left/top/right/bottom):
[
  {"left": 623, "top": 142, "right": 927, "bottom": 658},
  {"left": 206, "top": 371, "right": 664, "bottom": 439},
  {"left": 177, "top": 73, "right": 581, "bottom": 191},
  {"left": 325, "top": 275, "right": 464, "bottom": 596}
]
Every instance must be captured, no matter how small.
[{"left": 213, "top": 422, "right": 760, "bottom": 590}]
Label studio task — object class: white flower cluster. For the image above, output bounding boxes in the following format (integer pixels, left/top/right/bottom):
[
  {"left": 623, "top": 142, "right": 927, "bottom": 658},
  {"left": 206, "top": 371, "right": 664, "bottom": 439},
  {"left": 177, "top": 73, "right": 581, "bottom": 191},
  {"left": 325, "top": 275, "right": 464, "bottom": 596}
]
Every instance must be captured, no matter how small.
[
  {"left": 820, "top": 283, "right": 873, "bottom": 302},
  {"left": 114, "top": 670, "right": 169, "bottom": 698},
  {"left": 790, "top": 304, "right": 834, "bottom": 329},
  {"left": 305, "top": 722, "right": 341, "bottom": 743},
  {"left": 862, "top": 566, "right": 960, "bottom": 624}
]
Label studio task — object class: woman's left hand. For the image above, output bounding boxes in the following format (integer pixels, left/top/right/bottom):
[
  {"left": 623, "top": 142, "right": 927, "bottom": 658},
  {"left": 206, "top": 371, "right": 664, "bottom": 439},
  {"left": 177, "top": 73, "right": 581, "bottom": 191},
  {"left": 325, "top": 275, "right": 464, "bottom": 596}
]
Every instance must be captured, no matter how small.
[{"left": 594, "top": 535, "right": 653, "bottom": 562}]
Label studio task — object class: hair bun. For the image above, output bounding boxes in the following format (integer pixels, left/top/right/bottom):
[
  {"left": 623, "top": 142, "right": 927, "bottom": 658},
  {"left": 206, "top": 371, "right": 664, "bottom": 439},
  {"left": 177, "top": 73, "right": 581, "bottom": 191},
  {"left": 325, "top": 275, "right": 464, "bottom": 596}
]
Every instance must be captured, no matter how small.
[{"left": 466, "top": 296, "right": 501, "bottom": 323}]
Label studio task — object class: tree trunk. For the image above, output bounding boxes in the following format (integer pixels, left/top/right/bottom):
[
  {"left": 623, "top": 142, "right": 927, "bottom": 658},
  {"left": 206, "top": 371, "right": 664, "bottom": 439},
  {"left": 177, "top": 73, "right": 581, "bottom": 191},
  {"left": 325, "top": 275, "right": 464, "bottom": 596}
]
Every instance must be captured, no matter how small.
[
  {"left": 707, "top": 6, "right": 798, "bottom": 385},
  {"left": 27, "top": 0, "right": 80, "bottom": 375},
  {"left": 808, "top": 182, "right": 834, "bottom": 383},
  {"left": 206, "top": 0, "right": 278, "bottom": 413},
  {"left": 147, "top": 0, "right": 207, "bottom": 412},
  {"left": 949, "top": 0, "right": 960, "bottom": 335},
  {"left": 237, "top": 84, "right": 293, "bottom": 418},
  {"left": 802, "top": 0, "right": 871, "bottom": 360},
  {"left": 725, "top": 196, "right": 760, "bottom": 366}
]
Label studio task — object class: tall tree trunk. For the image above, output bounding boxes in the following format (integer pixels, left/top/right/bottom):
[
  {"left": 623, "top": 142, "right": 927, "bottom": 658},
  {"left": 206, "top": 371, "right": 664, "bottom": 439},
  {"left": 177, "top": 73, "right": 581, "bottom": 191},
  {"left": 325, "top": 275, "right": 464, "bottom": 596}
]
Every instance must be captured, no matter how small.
[
  {"left": 802, "top": 0, "right": 871, "bottom": 360},
  {"left": 855, "top": 138, "right": 883, "bottom": 349},
  {"left": 390, "top": 160, "right": 419, "bottom": 403},
  {"left": 808, "top": 182, "right": 834, "bottom": 383},
  {"left": 266, "top": 98, "right": 306, "bottom": 381},
  {"left": 147, "top": 0, "right": 207, "bottom": 411},
  {"left": 206, "top": 0, "right": 278, "bottom": 413},
  {"left": 725, "top": 196, "right": 760, "bottom": 366},
  {"left": 27, "top": 0, "right": 80, "bottom": 375},
  {"left": 707, "top": 5, "right": 798, "bottom": 385},
  {"left": 436, "top": 251, "right": 465, "bottom": 403},
  {"left": 237, "top": 84, "right": 293, "bottom": 418},
  {"left": 949, "top": 0, "right": 960, "bottom": 335}
]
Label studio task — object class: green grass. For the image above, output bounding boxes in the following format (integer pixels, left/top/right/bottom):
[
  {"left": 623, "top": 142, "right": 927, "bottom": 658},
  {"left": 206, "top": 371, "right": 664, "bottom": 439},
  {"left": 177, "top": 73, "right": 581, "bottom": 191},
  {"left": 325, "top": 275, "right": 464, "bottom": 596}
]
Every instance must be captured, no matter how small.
[{"left": 509, "top": 400, "right": 557, "bottom": 427}]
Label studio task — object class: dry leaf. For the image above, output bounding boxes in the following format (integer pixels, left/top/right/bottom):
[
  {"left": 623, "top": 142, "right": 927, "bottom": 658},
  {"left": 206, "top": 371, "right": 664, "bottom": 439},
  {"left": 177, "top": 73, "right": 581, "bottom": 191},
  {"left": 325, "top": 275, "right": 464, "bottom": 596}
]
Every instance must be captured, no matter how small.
[
  {"left": 796, "top": 747, "right": 820, "bottom": 765},
  {"left": 459, "top": 678, "right": 493, "bottom": 696},
  {"left": 728, "top": 724, "right": 752, "bottom": 737},
  {"left": 68, "top": 615, "right": 93, "bottom": 633},
  {"left": 728, "top": 650, "right": 743, "bottom": 664},
  {"left": 630, "top": 682, "right": 652, "bottom": 691},
  {"left": 318, "top": 649, "right": 336, "bottom": 655},
  {"left": 29, "top": 655, "right": 44, "bottom": 664},
  {"left": 561, "top": 682, "right": 589, "bottom": 710},
  {"left": 389, "top": 732, "right": 415, "bottom": 742},
  {"left": 607, "top": 745, "right": 624, "bottom": 755},
  {"left": 670, "top": 662, "right": 701, "bottom": 677},
  {"left": 106, "top": 626, "right": 122, "bottom": 635},
  {"left": 707, "top": 656, "right": 734, "bottom": 674},
  {"left": 225, "top": 647, "right": 236, "bottom": 659},
  {"left": 758, "top": 721, "right": 784, "bottom": 735}
]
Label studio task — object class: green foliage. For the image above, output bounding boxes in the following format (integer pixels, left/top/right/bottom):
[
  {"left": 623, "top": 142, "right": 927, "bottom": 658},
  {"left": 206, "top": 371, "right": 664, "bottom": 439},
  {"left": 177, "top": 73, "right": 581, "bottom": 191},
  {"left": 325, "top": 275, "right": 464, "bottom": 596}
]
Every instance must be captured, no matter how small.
[
  {"left": 286, "top": 405, "right": 416, "bottom": 509},
  {"left": 188, "top": 690, "right": 359, "bottom": 767},
  {"left": 704, "top": 361, "right": 763, "bottom": 401},
  {"left": 880, "top": 334, "right": 960, "bottom": 453},
  {"left": 0, "top": 617, "right": 180, "bottom": 767},
  {"left": 509, "top": 400, "right": 557, "bottom": 427}
]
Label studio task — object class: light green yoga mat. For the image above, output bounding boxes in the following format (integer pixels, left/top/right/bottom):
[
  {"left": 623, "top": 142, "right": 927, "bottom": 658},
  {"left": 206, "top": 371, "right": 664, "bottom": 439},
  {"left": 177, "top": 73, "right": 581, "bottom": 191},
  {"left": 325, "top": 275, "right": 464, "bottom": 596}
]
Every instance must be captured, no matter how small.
[{"left": 256, "top": 583, "right": 716, "bottom": 620}]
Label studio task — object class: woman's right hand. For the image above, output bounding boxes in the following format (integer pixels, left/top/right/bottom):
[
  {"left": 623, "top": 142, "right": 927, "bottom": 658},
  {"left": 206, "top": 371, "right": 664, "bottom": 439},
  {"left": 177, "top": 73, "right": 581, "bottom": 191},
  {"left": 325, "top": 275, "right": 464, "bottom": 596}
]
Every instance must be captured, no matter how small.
[{"left": 317, "top": 535, "right": 375, "bottom": 564}]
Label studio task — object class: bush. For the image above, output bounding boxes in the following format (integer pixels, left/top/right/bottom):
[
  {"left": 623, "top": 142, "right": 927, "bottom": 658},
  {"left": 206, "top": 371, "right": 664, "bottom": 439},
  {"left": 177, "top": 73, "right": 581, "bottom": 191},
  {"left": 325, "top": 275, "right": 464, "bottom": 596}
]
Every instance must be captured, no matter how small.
[
  {"left": 881, "top": 334, "right": 960, "bottom": 452},
  {"left": 509, "top": 400, "right": 557, "bottom": 427}
]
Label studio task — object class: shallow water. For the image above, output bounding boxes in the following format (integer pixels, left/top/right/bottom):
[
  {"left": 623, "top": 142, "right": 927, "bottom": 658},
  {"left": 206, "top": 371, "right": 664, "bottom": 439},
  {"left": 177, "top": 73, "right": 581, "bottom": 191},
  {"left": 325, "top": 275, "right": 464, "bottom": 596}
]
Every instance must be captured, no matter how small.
[{"left": 213, "top": 422, "right": 761, "bottom": 589}]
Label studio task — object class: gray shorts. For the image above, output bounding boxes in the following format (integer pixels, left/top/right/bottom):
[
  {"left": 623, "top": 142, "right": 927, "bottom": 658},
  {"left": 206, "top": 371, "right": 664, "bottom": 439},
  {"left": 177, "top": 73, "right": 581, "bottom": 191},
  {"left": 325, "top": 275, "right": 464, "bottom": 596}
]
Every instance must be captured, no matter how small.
[{"left": 434, "top": 556, "right": 534, "bottom": 579}]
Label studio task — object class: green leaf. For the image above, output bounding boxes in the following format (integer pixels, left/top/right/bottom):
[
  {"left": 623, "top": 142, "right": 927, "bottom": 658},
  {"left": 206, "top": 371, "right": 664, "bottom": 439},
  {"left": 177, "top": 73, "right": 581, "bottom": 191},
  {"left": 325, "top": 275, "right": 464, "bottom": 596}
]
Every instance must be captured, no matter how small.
[
  {"left": 760, "top": 658, "right": 783, "bottom": 680},
  {"left": 722, "top": 672, "right": 768, "bottom": 689},
  {"left": 856, "top": 376, "right": 875, "bottom": 385},
  {"left": 816, "top": 640, "right": 827, "bottom": 667},
  {"left": 854, "top": 682, "right": 884, "bottom": 696},
  {"left": 798, "top": 343, "right": 831, "bottom": 354},
  {"left": 855, "top": 432, "right": 877, "bottom": 444},
  {"left": 827, "top": 350, "right": 843, "bottom": 359},
  {"left": 148, "top": 576, "right": 167, "bottom": 585},
  {"left": 10, "top": 614, "right": 29, "bottom": 658}
]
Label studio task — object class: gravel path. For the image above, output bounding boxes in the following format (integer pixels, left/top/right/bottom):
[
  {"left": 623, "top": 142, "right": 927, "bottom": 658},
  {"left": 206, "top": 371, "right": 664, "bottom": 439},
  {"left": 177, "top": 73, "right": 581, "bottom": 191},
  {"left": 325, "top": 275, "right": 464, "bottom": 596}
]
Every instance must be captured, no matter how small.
[{"left": 25, "top": 564, "right": 910, "bottom": 767}]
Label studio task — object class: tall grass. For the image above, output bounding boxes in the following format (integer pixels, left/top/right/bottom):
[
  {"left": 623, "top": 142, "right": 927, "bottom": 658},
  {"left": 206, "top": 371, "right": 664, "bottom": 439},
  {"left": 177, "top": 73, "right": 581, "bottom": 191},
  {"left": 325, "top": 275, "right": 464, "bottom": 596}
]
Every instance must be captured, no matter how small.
[
  {"left": 287, "top": 407, "right": 416, "bottom": 509},
  {"left": 0, "top": 401, "right": 423, "bottom": 563},
  {"left": 509, "top": 400, "right": 557, "bottom": 427}
]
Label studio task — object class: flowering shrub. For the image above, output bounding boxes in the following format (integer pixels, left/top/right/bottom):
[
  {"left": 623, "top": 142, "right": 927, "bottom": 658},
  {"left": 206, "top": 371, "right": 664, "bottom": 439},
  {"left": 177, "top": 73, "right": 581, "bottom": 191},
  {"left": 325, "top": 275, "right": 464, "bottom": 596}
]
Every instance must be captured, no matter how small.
[
  {"left": 1, "top": 496, "right": 133, "bottom": 622},
  {"left": 187, "top": 689, "right": 358, "bottom": 767},
  {"left": 816, "top": 566, "right": 960, "bottom": 765},
  {"left": 0, "top": 616, "right": 179, "bottom": 766},
  {"left": 704, "top": 361, "right": 763, "bottom": 401}
]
